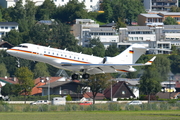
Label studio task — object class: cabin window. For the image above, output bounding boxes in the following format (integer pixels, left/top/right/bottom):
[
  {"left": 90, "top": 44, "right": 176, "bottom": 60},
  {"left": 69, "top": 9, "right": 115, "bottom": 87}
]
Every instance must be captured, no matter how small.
[
  {"left": 48, "top": 52, "right": 50, "bottom": 54},
  {"left": 69, "top": 56, "right": 71, "bottom": 58},
  {"left": 44, "top": 51, "right": 46, "bottom": 53},
  {"left": 61, "top": 54, "right": 63, "bottom": 56},
  {"left": 74, "top": 57, "right": 76, "bottom": 59},
  {"left": 82, "top": 58, "right": 84, "bottom": 60},
  {"left": 65, "top": 55, "right": 67, "bottom": 57},
  {"left": 57, "top": 53, "right": 58, "bottom": 56}
]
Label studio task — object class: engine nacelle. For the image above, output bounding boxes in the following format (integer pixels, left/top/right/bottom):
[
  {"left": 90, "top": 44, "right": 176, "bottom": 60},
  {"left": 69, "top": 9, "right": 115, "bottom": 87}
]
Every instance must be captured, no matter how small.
[{"left": 102, "top": 57, "right": 115, "bottom": 64}]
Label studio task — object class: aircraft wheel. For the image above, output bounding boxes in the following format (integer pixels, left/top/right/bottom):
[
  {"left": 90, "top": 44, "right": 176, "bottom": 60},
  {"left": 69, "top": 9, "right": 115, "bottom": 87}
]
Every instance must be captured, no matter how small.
[
  {"left": 82, "top": 73, "right": 90, "bottom": 79},
  {"left": 72, "top": 74, "right": 78, "bottom": 80}
]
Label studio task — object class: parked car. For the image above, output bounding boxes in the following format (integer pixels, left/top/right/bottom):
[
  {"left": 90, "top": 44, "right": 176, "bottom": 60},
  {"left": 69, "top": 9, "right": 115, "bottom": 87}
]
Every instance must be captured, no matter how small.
[
  {"left": 127, "top": 100, "right": 142, "bottom": 105},
  {"left": 30, "top": 100, "right": 50, "bottom": 105},
  {"left": 79, "top": 101, "right": 92, "bottom": 105}
]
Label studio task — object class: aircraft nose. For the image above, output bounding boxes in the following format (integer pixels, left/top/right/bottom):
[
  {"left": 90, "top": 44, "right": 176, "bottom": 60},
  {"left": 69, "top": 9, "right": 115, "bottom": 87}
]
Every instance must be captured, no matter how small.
[{"left": 6, "top": 49, "right": 14, "bottom": 55}]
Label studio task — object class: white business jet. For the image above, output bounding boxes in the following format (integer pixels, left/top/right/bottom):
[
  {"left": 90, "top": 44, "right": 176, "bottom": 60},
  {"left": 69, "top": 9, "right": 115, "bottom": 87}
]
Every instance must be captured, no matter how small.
[{"left": 6, "top": 43, "right": 156, "bottom": 80}]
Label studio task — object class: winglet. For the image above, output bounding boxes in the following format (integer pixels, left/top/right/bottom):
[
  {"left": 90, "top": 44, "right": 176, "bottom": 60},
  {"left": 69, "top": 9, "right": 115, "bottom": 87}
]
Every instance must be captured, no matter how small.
[{"left": 145, "top": 56, "right": 156, "bottom": 65}]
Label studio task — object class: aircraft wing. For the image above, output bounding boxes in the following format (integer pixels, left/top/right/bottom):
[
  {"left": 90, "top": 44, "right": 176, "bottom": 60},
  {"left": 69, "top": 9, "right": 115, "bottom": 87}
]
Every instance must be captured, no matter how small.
[{"left": 59, "top": 56, "right": 156, "bottom": 74}]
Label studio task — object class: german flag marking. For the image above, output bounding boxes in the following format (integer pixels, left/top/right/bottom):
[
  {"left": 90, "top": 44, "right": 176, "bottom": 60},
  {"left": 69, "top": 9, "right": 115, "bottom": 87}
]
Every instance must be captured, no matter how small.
[{"left": 129, "top": 50, "right": 134, "bottom": 54}]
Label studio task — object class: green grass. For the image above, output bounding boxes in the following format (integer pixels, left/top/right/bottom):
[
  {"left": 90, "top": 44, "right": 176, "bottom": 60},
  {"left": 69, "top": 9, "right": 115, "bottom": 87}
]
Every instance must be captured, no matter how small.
[{"left": 0, "top": 111, "right": 180, "bottom": 120}]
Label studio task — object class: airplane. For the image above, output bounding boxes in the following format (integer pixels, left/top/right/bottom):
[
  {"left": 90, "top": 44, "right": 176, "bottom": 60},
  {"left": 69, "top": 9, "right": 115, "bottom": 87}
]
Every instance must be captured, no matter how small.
[{"left": 6, "top": 43, "right": 156, "bottom": 80}]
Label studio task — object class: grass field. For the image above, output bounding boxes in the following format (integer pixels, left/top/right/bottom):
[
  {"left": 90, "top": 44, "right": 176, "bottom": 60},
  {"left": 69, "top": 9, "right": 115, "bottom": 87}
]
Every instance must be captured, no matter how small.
[{"left": 0, "top": 111, "right": 180, "bottom": 120}]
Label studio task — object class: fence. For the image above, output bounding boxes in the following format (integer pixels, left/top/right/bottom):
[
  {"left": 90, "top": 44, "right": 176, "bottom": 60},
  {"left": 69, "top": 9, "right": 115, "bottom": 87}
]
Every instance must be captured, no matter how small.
[{"left": 0, "top": 102, "right": 180, "bottom": 112}]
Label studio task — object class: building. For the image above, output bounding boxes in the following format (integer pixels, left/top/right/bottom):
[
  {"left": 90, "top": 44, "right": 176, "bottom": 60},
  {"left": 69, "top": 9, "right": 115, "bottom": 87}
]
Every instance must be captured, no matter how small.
[
  {"left": 0, "top": 22, "right": 18, "bottom": 40},
  {"left": 72, "top": 19, "right": 119, "bottom": 48},
  {"left": 38, "top": 80, "right": 83, "bottom": 101},
  {"left": 0, "top": 41, "right": 13, "bottom": 50},
  {"left": 31, "top": 76, "right": 65, "bottom": 95},
  {"left": 138, "top": 12, "right": 180, "bottom": 26},
  {"left": 104, "top": 81, "right": 135, "bottom": 100},
  {"left": 158, "top": 12, "right": 180, "bottom": 24},
  {"left": 0, "top": 0, "right": 100, "bottom": 12},
  {"left": 144, "top": 0, "right": 179, "bottom": 12},
  {"left": 138, "top": 14, "right": 164, "bottom": 26}
]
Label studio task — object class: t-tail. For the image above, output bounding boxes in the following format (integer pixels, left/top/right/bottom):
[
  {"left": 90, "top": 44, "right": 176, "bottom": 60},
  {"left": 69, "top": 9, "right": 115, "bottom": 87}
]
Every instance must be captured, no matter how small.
[{"left": 103, "top": 44, "right": 148, "bottom": 64}]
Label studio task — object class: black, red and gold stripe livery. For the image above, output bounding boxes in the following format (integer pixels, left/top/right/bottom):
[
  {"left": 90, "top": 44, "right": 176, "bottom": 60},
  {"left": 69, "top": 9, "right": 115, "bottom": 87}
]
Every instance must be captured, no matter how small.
[{"left": 8, "top": 48, "right": 91, "bottom": 64}]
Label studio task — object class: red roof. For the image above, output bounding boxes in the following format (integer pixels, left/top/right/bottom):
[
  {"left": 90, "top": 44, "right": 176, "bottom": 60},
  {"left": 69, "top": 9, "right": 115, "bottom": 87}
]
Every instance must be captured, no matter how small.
[
  {"left": 176, "top": 81, "right": 180, "bottom": 88},
  {"left": 0, "top": 77, "right": 18, "bottom": 84},
  {"left": 83, "top": 92, "right": 105, "bottom": 100},
  {"left": 31, "top": 77, "right": 63, "bottom": 95}
]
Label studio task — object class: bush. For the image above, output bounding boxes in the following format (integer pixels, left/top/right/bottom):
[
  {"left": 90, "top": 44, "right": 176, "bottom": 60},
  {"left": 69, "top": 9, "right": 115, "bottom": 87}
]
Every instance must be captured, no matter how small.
[{"left": 66, "top": 95, "right": 72, "bottom": 101}]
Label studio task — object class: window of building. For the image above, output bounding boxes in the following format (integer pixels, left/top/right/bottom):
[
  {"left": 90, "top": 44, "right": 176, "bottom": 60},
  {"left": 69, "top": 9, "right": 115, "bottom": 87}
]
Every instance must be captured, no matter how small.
[
  {"left": 90, "top": 0, "right": 92, "bottom": 2},
  {"left": 11, "top": 27, "right": 15, "bottom": 29},
  {"left": 122, "top": 91, "right": 125, "bottom": 94},
  {"left": 5, "top": 27, "right": 8, "bottom": 29},
  {"left": 90, "top": 5, "right": 92, "bottom": 8},
  {"left": 139, "top": 37, "right": 143, "bottom": 40},
  {"left": 129, "top": 37, "right": 133, "bottom": 40},
  {"left": 1, "top": 27, "right": 4, "bottom": 29},
  {"left": 83, "top": 0, "right": 85, "bottom": 2},
  {"left": 134, "top": 37, "right": 138, "bottom": 40}
]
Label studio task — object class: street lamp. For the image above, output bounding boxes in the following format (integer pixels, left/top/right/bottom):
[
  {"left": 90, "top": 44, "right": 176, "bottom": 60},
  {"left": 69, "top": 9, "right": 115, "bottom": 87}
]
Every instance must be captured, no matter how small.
[
  {"left": 168, "top": 72, "right": 173, "bottom": 99},
  {"left": 46, "top": 77, "right": 50, "bottom": 101}
]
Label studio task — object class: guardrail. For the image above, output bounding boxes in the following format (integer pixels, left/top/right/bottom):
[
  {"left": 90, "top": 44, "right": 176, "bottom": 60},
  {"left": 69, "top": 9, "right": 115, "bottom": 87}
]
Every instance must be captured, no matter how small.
[{"left": 4, "top": 101, "right": 148, "bottom": 104}]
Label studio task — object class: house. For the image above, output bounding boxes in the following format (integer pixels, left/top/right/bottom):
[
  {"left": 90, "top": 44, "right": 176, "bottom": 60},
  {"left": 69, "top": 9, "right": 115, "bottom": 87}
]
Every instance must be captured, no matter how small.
[
  {"left": 31, "top": 76, "right": 65, "bottom": 95},
  {"left": 156, "top": 92, "right": 180, "bottom": 99},
  {"left": 144, "top": 0, "right": 178, "bottom": 12},
  {"left": 138, "top": 12, "right": 180, "bottom": 26},
  {"left": 158, "top": 12, "right": 180, "bottom": 24},
  {"left": 0, "top": 22, "right": 19, "bottom": 40},
  {"left": 38, "top": 80, "right": 84, "bottom": 101},
  {"left": 104, "top": 81, "right": 135, "bottom": 100},
  {"left": 83, "top": 92, "right": 105, "bottom": 101},
  {"left": 0, "top": 41, "right": 13, "bottom": 50},
  {"left": 138, "top": 13, "right": 164, "bottom": 26},
  {"left": 0, "top": 76, "right": 18, "bottom": 98}
]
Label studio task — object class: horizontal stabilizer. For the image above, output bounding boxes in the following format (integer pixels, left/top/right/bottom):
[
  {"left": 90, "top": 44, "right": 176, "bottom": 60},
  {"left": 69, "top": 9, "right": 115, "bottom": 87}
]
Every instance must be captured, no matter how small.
[{"left": 145, "top": 56, "right": 156, "bottom": 65}]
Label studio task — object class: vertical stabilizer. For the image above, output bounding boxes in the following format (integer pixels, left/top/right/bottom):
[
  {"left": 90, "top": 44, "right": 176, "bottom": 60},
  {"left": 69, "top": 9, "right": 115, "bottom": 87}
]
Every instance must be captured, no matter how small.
[{"left": 113, "top": 44, "right": 147, "bottom": 64}]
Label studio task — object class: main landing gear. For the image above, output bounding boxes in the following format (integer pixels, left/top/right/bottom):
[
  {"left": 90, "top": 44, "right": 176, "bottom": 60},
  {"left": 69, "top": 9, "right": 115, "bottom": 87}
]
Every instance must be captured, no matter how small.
[{"left": 71, "top": 73, "right": 90, "bottom": 80}]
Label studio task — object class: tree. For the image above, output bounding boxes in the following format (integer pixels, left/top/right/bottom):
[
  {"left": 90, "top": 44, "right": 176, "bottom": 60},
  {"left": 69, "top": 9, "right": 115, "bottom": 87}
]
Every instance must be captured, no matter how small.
[
  {"left": 90, "top": 38, "right": 105, "bottom": 57},
  {"left": 101, "top": 0, "right": 113, "bottom": 23},
  {"left": 3, "top": 30, "right": 23, "bottom": 46},
  {"left": 153, "top": 55, "right": 170, "bottom": 81},
  {"left": 164, "top": 17, "right": 178, "bottom": 25},
  {"left": 54, "top": 0, "right": 88, "bottom": 24},
  {"left": 168, "top": 54, "right": 180, "bottom": 74},
  {"left": 33, "top": 62, "right": 50, "bottom": 78},
  {"left": 0, "top": 62, "right": 9, "bottom": 77},
  {"left": 82, "top": 73, "right": 112, "bottom": 104},
  {"left": 15, "top": 67, "right": 34, "bottom": 104},
  {"left": 1, "top": 83, "right": 21, "bottom": 99},
  {"left": 139, "top": 65, "right": 161, "bottom": 103},
  {"left": 105, "top": 44, "right": 119, "bottom": 57},
  {"left": 36, "top": 0, "right": 56, "bottom": 20},
  {"left": 115, "top": 17, "right": 126, "bottom": 30}
]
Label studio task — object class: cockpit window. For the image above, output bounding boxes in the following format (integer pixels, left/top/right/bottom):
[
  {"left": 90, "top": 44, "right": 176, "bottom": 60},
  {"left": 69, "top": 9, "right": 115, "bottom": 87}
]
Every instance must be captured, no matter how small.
[{"left": 17, "top": 45, "right": 28, "bottom": 48}]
